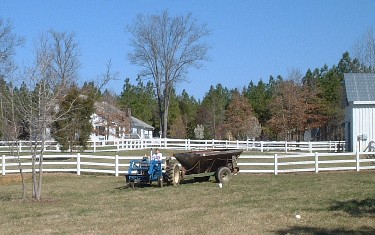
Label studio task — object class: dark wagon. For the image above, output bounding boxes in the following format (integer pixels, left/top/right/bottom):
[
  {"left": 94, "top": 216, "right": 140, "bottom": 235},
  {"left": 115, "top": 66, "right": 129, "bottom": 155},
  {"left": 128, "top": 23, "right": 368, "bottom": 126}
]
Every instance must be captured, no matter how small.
[{"left": 164, "top": 149, "right": 243, "bottom": 185}]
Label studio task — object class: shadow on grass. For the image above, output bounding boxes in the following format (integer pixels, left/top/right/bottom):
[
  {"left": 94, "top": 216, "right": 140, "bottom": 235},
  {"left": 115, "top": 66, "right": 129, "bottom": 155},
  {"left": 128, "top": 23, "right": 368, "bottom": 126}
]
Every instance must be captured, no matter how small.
[
  {"left": 115, "top": 178, "right": 214, "bottom": 190},
  {"left": 329, "top": 198, "right": 375, "bottom": 217},
  {"left": 0, "top": 195, "right": 13, "bottom": 201},
  {"left": 274, "top": 226, "right": 375, "bottom": 235}
]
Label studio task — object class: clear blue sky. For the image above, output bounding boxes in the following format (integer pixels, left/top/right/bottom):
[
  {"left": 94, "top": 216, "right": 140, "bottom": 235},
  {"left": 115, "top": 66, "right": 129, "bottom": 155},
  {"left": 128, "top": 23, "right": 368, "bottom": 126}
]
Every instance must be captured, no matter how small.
[{"left": 2, "top": 0, "right": 375, "bottom": 100}]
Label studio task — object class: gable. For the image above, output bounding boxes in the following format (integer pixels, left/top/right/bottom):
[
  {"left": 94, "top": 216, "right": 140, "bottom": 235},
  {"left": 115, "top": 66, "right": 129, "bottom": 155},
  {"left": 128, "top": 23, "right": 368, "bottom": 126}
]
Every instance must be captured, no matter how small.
[
  {"left": 131, "top": 116, "right": 154, "bottom": 130},
  {"left": 344, "top": 73, "right": 375, "bottom": 102}
]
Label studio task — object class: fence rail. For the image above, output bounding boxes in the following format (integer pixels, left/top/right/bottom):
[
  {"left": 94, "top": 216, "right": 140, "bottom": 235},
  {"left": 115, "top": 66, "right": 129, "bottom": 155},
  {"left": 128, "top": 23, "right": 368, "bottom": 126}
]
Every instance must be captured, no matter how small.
[
  {"left": 2, "top": 152, "right": 374, "bottom": 177},
  {"left": 0, "top": 139, "right": 346, "bottom": 153}
]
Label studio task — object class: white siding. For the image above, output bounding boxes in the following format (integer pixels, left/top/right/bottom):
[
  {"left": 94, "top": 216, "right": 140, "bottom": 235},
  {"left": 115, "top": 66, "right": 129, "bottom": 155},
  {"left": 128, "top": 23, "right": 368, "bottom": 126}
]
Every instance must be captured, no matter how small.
[
  {"left": 345, "top": 103, "right": 353, "bottom": 151},
  {"left": 350, "top": 104, "right": 375, "bottom": 152}
]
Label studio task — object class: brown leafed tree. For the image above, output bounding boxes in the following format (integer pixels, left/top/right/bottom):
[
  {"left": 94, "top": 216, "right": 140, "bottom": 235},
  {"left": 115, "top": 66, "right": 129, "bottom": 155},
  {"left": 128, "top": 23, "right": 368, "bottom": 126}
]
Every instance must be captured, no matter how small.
[
  {"left": 268, "top": 79, "right": 307, "bottom": 140},
  {"left": 267, "top": 68, "right": 329, "bottom": 141},
  {"left": 168, "top": 115, "right": 186, "bottom": 139},
  {"left": 223, "top": 91, "right": 261, "bottom": 140}
]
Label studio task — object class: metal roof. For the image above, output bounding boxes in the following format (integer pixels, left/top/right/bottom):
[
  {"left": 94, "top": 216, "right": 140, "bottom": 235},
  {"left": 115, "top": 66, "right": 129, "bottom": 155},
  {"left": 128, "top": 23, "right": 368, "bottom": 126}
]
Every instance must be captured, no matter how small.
[
  {"left": 344, "top": 73, "right": 375, "bottom": 102},
  {"left": 131, "top": 116, "right": 154, "bottom": 130}
]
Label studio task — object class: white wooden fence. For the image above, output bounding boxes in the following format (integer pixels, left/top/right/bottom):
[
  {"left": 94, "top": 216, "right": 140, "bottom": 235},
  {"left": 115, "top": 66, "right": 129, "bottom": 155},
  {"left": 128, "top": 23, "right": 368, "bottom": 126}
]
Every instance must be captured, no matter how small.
[
  {"left": 2, "top": 152, "right": 374, "bottom": 177},
  {"left": 0, "top": 139, "right": 346, "bottom": 153}
]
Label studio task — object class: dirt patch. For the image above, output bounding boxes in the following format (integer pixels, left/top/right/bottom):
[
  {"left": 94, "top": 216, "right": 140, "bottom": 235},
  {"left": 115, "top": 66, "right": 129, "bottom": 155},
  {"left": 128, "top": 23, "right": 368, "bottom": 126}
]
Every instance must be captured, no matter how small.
[{"left": 0, "top": 174, "right": 26, "bottom": 185}]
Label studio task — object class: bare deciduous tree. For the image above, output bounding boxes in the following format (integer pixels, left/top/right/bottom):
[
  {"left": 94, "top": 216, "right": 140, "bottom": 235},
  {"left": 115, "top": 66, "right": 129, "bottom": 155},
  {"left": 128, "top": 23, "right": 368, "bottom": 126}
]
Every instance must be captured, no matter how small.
[
  {"left": 0, "top": 18, "right": 24, "bottom": 77},
  {"left": 0, "top": 18, "right": 26, "bottom": 199},
  {"left": 353, "top": 27, "right": 375, "bottom": 72},
  {"left": 0, "top": 82, "right": 27, "bottom": 199},
  {"left": 93, "top": 100, "right": 131, "bottom": 140},
  {"left": 128, "top": 10, "right": 210, "bottom": 138},
  {"left": 19, "top": 30, "right": 80, "bottom": 200}
]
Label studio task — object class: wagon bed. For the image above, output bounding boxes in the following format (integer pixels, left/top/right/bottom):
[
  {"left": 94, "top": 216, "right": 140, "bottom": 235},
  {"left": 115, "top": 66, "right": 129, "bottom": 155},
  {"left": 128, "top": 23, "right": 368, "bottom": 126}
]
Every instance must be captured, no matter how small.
[{"left": 173, "top": 149, "right": 243, "bottom": 175}]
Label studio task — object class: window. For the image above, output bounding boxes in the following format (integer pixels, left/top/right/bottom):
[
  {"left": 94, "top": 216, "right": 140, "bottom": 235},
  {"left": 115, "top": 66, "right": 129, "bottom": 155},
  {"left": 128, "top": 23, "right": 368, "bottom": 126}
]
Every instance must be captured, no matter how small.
[{"left": 95, "top": 126, "right": 105, "bottom": 136}]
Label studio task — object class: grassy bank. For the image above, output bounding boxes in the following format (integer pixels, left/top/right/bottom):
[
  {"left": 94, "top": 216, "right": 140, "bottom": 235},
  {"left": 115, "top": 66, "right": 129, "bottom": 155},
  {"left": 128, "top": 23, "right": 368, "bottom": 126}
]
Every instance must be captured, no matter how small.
[{"left": 1, "top": 171, "right": 374, "bottom": 234}]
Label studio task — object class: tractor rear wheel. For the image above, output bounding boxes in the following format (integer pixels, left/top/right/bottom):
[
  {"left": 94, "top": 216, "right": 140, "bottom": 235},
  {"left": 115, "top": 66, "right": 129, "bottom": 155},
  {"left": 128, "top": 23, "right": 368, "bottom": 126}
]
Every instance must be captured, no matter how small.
[
  {"left": 215, "top": 167, "right": 231, "bottom": 183},
  {"left": 166, "top": 163, "right": 180, "bottom": 186}
]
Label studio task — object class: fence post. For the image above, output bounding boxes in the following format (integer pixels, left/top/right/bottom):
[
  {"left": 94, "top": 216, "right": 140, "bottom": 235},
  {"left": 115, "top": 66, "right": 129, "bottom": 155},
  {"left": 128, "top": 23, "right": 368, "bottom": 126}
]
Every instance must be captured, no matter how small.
[
  {"left": 2, "top": 155, "right": 5, "bottom": 176},
  {"left": 19, "top": 141, "right": 22, "bottom": 153},
  {"left": 356, "top": 151, "right": 360, "bottom": 171},
  {"left": 77, "top": 153, "right": 81, "bottom": 176},
  {"left": 261, "top": 142, "right": 264, "bottom": 152},
  {"left": 212, "top": 139, "right": 215, "bottom": 149},
  {"left": 236, "top": 140, "right": 239, "bottom": 149},
  {"left": 285, "top": 141, "right": 288, "bottom": 153},
  {"left": 93, "top": 141, "right": 96, "bottom": 153},
  {"left": 115, "top": 154, "right": 119, "bottom": 177},
  {"left": 309, "top": 142, "right": 312, "bottom": 153},
  {"left": 117, "top": 140, "right": 120, "bottom": 152},
  {"left": 274, "top": 154, "right": 278, "bottom": 175},
  {"left": 315, "top": 152, "right": 319, "bottom": 173}
]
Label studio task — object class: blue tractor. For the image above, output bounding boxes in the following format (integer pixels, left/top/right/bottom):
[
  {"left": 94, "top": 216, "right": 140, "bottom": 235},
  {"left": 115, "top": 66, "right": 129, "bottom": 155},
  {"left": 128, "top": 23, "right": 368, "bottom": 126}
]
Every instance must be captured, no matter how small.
[{"left": 125, "top": 157, "right": 164, "bottom": 188}]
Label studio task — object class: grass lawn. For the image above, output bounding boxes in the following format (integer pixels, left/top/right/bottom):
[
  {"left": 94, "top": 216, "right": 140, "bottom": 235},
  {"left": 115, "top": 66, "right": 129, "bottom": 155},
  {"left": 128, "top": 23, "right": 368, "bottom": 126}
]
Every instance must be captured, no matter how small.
[{"left": 1, "top": 171, "right": 374, "bottom": 234}]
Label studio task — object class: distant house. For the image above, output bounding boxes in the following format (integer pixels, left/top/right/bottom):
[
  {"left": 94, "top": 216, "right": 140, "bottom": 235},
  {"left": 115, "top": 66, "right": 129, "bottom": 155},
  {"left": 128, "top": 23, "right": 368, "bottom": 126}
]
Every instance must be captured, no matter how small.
[
  {"left": 131, "top": 116, "right": 154, "bottom": 139},
  {"left": 90, "top": 101, "right": 154, "bottom": 142},
  {"left": 344, "top": 73, "right": 375, "bottom": 152}
]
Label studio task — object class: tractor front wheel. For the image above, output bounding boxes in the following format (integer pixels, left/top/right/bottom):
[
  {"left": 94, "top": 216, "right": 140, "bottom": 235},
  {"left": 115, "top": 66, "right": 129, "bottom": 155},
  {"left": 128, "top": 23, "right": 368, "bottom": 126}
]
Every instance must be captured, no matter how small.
[{"left": 158, "top": 176, "right": 163, "bottom": 188}]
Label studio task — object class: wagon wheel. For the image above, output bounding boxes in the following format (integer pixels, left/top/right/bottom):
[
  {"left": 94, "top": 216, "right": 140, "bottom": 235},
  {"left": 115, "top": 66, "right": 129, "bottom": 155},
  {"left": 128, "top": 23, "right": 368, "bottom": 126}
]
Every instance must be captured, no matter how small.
[
  {"left": 166, "top": 163, "right": 181, "bottom": 186},
  {"left": 215, "top": 167, "right": 231, "bottom": 183}
]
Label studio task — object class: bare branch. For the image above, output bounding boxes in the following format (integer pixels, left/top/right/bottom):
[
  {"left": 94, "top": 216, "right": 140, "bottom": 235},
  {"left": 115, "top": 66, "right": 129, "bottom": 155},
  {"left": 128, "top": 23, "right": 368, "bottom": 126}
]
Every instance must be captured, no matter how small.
[{"left": 95, "top": 59, "right": 119, "bottom": 95}]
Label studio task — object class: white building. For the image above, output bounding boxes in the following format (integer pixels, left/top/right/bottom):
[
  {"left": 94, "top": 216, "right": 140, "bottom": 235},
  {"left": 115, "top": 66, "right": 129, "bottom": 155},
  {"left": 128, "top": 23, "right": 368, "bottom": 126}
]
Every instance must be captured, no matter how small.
[
  {"left": 90, "top": 101, "right": 154, "bottom": 142},
  {"left": 131, "top": 116, "right": 154, "bottom": 139},
  {"left": 344, "top": 73, "right": 375, "bottom": 152}
]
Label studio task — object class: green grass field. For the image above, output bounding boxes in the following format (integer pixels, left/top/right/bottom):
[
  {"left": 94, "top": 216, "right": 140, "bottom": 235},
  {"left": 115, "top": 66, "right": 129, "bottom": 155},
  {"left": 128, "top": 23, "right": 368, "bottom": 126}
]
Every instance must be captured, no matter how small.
[{"left": 1, "top": 171, "right": 374, "bottom": 234}]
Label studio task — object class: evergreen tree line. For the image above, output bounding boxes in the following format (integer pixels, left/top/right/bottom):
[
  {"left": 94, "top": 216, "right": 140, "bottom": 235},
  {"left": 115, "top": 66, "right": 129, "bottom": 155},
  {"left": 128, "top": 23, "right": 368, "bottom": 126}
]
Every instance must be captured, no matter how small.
[{"left": 118, "top": 52, "right": 372, "bottom": 141}]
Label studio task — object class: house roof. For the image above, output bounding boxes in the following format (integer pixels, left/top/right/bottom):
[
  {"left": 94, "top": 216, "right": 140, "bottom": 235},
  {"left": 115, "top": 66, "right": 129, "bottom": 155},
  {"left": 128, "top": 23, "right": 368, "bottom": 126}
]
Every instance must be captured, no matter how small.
[
  {"left": 94, "top": 101, "right": 154, "bottom": 129},
  {"left": 344, "top": 73, "right": 375, "bottom": 102},
  {"left": 131, "top": 116, "right": 154, "bottom": 130}
]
